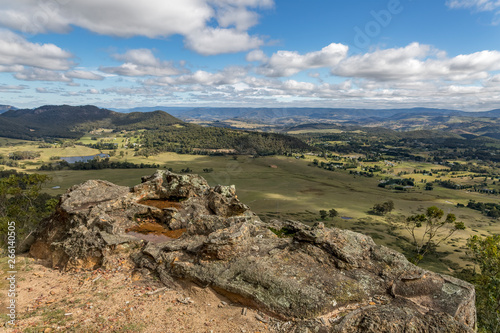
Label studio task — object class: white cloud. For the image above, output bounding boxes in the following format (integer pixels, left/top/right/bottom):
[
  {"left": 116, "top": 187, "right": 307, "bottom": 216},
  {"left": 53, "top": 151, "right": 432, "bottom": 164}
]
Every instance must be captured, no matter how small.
[
  {"left": 0, "top": 0, "right": 272, "bottom": 55},
  {"left": 332, "top": 42, "right": 500, "bottom": 82},
  {"left": 0, "top": 84, "right": 27, "bottom": 92},
  {"left": 0, "top": 64, "right": 24, "bottom": 72},
  {"left": 246, "top": 49, "right": 267, "bottom": 62},
  {"left": 256, "top": 43, "right": 349, "bottom": 77},
  {"left": 446, "top": 0, "right": 500, "bottom": 12},
  {"left": 185, "top": 28, "right": 263, "bottom": 55},
  {"left": 446, "top": 0, "right": 500, "bottom": 24},
  {"left": 145, "top": 66, "right": 248, "bottom": 86},
  {"left": 15, "top": 68, "right": 71, "bottom": 82},
  {"left": 100, "top": 49, "right": 183, "bottom": 76},
  {"left": 36, "top": 87, "right": 60, "bottom": 93},
  {"left": 80, "top": 88, "right": 100, "bottom": 94},
  {"left": 66, "top": 70, "right": 104, "bottom": 80},
  {"left": 0, "top": 29, "right": 73, "bottom": 70}
]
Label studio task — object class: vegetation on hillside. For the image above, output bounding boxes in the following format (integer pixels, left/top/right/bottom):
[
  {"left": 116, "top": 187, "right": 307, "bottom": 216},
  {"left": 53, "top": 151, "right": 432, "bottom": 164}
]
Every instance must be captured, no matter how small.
[
  {"left": 0, "top": 171, "right": 58, "bottom": 247},
  {"left": 138, "top": 124, "right": 312, "bottom": 156},
  {"left": 0, "top": 105, "right": 182, "bottom": 140},
  {"left": 466, "top": 235, "right": 500, "bottom": 333}
]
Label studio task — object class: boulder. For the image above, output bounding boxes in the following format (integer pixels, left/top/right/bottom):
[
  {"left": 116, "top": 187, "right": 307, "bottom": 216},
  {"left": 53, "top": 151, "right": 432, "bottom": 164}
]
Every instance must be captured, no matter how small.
[{"left": 30, "top": 171, "right": 476, "bottom": 332}]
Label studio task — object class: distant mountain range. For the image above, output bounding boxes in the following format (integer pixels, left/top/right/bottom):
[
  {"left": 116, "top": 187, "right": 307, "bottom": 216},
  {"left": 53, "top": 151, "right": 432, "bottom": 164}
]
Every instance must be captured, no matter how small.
[
  {"left": 3, "top": 104, "right": 500, "bottom": 141},
  {"left": 0, "top": 105, "right": 17, "bottom": 114},
  {"left": 111, "top": 106, "right": 500, "bottom": 123}
]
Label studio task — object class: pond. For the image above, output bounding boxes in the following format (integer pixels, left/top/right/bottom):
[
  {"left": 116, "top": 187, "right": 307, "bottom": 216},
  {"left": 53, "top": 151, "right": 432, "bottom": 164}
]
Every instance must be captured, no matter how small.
[{"left": 60, "top": 153, "right": 109, "bottom": 164}]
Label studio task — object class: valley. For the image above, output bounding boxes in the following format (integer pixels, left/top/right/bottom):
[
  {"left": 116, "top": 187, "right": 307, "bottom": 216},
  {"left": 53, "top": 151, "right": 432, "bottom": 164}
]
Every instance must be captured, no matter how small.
[{"left": 1, "top": 107, "right": 500, "bottom": 275}]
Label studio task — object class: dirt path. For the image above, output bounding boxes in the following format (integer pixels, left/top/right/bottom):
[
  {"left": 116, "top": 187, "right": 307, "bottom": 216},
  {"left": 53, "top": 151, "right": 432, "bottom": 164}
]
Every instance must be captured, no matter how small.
[{"left": 2, "top": 255, "right": 276, "bottom": 333}]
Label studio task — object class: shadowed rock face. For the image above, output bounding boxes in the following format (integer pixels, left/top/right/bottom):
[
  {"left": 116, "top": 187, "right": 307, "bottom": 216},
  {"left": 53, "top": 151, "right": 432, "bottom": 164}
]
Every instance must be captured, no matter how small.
[{"left": 30, "top": 171, "right": 476, "bottom": 332}]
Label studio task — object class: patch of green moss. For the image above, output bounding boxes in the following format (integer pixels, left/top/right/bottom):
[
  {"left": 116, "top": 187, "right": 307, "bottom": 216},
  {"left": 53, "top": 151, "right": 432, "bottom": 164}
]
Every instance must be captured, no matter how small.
[{"left": 269, "top": 227, "right": 296, "bottom": 238}]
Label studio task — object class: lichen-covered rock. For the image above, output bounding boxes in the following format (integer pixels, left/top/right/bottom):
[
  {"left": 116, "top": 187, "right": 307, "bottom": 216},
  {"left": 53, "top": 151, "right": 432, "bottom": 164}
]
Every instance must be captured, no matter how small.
[
  {"left": 30, "top": 171, "right": 476, "bottom": 332},
  {"left": 29, "top": 170, "right": 258, "bottom": 269}
]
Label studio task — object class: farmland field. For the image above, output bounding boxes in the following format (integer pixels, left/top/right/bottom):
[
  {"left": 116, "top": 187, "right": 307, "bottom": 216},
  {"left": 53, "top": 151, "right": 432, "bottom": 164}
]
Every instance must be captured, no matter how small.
[{"left": 1, "top": 134, "right": 499, "bottom": 274}]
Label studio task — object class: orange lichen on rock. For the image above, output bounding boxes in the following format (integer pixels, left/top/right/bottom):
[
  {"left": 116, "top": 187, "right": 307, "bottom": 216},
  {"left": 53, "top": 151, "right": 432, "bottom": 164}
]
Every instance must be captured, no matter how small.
[
  {"left": 138, "top": 199, "right": 183, "bottom": 210},
  {"left": 126, "top": 222, "right": 186, "bottom": 239}
]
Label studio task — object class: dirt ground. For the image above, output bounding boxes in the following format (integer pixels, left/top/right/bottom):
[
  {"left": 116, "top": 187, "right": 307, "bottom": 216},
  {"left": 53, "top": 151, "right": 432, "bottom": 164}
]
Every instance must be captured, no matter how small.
[{"left": 1, "top": 255, "right": 278, "bottom": 333}]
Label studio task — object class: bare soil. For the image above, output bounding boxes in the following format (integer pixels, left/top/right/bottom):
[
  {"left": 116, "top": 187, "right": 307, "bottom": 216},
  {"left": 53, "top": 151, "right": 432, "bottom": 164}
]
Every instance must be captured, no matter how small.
[{"left": 2, "top": 255, "right": 275, "bottom": 333}]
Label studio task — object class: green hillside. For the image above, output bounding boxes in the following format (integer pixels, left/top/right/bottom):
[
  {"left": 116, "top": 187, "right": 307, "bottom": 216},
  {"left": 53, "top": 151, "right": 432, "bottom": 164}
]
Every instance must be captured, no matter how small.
[{"left": 0, "top": 105, "right": 182, "bottom": 140}]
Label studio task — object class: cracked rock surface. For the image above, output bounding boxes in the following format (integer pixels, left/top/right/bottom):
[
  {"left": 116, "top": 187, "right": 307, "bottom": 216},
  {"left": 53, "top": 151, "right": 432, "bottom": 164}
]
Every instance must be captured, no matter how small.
[{"left": 30, "top": 170, "right": 476, "bottom": 332}]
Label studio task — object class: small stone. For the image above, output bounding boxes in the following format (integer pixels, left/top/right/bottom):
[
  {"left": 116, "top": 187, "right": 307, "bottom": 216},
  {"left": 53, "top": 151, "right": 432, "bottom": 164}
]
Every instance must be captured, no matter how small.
[{"left": 255, "top": 314, "right": 268, "bottom": 323}]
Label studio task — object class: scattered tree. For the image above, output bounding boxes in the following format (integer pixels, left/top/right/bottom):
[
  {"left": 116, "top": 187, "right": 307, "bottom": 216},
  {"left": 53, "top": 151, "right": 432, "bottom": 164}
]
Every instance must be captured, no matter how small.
[
  {"left": 371, "top": 200, "right": 394, "bottom": 215},
  {"left": 404, "top": 206, "right": 465, "bottom": 264},
  {"left": 319, "top": 210, "right": 328, "bottom": 220},
  {"left": 328, "top": 209, "right": 338, "bottom": 219}
]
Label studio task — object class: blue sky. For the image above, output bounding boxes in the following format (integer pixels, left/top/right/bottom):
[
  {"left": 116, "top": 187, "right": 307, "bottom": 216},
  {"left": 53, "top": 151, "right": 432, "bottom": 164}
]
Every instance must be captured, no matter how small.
[{"left": 0, "top": 0, "right": 500, "bottom": 110}]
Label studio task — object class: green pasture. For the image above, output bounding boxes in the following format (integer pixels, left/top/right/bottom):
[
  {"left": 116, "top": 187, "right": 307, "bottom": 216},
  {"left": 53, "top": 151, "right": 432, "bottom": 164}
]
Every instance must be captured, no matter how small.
[{"left": 34, "top": 152, "right": 499, "bottom": 273}]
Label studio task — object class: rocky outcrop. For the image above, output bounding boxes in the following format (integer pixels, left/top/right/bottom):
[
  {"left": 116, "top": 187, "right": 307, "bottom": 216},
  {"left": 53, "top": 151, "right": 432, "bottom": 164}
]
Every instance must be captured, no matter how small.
[{"left": 30, "top": 170, "right": 476, "bottom": 332}]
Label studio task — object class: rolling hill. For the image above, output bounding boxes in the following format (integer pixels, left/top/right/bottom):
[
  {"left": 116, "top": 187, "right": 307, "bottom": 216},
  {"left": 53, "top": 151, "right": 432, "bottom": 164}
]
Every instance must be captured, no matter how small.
[{"left": 0, "top": 105, "right": 182, "bottom": 140}]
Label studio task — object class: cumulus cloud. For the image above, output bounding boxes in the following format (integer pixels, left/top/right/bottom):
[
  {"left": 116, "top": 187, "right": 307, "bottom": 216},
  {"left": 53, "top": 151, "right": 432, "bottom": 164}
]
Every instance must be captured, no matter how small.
[
  {"left": 246, "top": 49, "right": 267, "bottom": 62},
  {"left": 0, "top": 64, "right": 24, "bottom": 72},
  {"left": 0, "top": 0, "right": 272, "bottom": 55},
  {"left": 0, "top": 84, "right": 27, "bottom": 92},
  {"left": 145, "top": 66, "right": 248, "bottom": 86},
  {"left": 36, "top": 87, "right": 60, "bottom": 93},
  {"left": 80, "top": 88, "right": 100, "bottom": 94},
  {"left": 332, "top": 42, "right": 500, "bottom": 82},
  {"left": 256, "top": 43, "right": 349, "bottom": 77},
  {"left": 0, "top": 29, "right": 73, "bottom": 70},
  {"left": 66, "top": 70, "right": 104, "bottom": 80},
  {"left": 15, "top": 68, "right": 71, "bottom": 82},
  {"left": 185, "top": 28, "right": 263, "bottom": 55},
  {"left": 100, "top": 49, "right": 183, "bottom": 76}
]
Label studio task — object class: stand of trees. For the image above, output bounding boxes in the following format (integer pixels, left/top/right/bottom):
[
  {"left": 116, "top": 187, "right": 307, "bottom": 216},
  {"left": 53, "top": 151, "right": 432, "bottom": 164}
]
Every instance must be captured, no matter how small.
[
  {"left": 39, "top": 158, "right": 159, "bottom": 171},
  {"left": 466, "top": 200, "right": 500, "bottom": 219},
  {"left": 139, "top": 125, "right": 311, "bottom": 157},
  {"left": 370, "top": 201, "right": 394, "bottom": 215}
]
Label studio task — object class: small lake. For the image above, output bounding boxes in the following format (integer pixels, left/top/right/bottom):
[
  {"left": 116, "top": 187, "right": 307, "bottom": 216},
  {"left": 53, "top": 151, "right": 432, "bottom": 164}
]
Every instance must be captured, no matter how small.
[
  {"left": 341, "top": 216, "right": 353, "bottom": 220},
  {"left": 60, "top": 153, "right": 109, "bottom": 164}
]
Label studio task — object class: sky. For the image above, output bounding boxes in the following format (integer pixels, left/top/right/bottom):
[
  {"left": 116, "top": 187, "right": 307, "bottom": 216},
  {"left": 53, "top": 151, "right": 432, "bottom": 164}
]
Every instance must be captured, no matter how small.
[{"left": 0, "top": 0, "right": 500, "bottom": 110}]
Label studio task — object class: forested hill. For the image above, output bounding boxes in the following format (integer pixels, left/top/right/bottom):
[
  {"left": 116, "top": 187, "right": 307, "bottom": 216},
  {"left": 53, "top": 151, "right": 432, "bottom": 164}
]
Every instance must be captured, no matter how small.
[
  {"left": 0, "top": 105, "right": 312, "bottom": 155},
  {"left": 0, "top": 105, "right": 182, "bottom": 140}
]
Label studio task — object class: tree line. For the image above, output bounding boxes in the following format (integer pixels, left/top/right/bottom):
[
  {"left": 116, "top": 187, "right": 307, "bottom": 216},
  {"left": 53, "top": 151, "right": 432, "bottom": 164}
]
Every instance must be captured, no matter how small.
[{"left": 38, "top": 158, "right": 159, "bottom": 171}]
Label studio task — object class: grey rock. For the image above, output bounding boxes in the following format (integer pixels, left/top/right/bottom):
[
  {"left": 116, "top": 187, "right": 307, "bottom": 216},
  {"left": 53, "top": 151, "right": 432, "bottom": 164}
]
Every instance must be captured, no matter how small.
[{"left": 30, "top": 171, "right": 476, "bottom": 332}]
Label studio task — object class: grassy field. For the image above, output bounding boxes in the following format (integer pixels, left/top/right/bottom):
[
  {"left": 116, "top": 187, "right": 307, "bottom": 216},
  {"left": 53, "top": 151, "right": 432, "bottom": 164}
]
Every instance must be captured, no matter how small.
[{"left": 1, "top": 135, "right": 499, "bottom": 274}]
